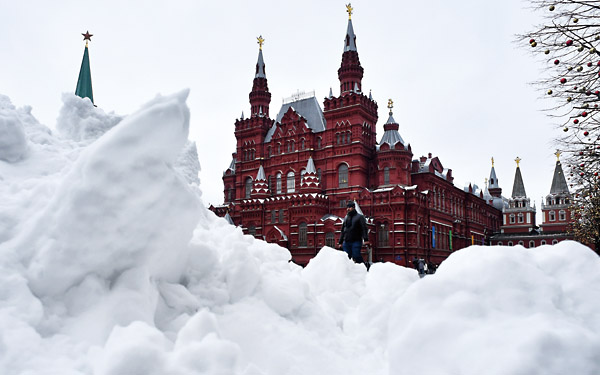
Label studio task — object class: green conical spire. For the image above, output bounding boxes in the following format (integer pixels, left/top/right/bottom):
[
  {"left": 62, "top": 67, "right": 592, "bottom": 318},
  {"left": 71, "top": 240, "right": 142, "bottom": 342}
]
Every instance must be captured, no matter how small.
[{"left": 75, "top": 31, "right": 94, "bottom": 104}]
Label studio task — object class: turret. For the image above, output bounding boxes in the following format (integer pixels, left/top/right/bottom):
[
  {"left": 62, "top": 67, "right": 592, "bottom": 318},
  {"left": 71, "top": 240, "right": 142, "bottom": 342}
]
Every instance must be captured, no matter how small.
[
  {"left": 501, "top": 157, "right": 536, "bottom": 233},
  {"left": 249, "top": 35, "right": 271, "bottom": 117},
  {"left": 540, "top": 151, "right": 572, "bottom": 232},
  {"left": 338, "top": 4, "right": 364, "bottom": 96},
  {"left": 376, "top": 99, "right": 412, "bottom": 186}
]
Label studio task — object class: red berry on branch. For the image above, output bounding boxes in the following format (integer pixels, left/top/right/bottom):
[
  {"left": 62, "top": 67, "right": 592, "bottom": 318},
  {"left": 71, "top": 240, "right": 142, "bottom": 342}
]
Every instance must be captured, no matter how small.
[
  {"left": 561, "top": 78, "right": 567, "bottom": 84},
  {"left": 574, "top": 119, "right": 579, "bottom": 124},
  {"left": 584, "top": 131, "right": 589, "bottom": 136},
  {"left": 554, "top": 59, "right": 560, "bottom": 65},
  {"left": 566, "top": 40, "right": 573, "bottom": 46},
  {"left": 582, "top": 111, "right": 588, "bottom": 116},
  {"left": 588, "top": 62, "right": 593, "bottom": 67},
  {"left": 586, "top": 90, "right": 592, "bottom": 95},
  {"left": 529, "top": 39, "right": 535, "bottom": 44}
]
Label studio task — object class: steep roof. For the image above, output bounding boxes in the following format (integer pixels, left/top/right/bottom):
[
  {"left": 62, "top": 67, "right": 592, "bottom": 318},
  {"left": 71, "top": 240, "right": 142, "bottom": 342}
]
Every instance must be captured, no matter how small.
[
  {"left": 549, "top": 161, "right": 569, "bottom": 195},
  {"left": 255, "top": 49, "right": 266, "bottom": 78},
  {"left": 270, "top": 96, "right": 326, "bottom": 138},
  {"left": 511, "top": 166, "right": 527, "bottom": 198},
  {"left": 378, "top": 113, "right": 405, "bottom": 149},
  {"left": 75, "top": 44, "right": 94, "bottom": 104},
  {"left": 344, "top": 19, "right": 357, "bottom": 52}
]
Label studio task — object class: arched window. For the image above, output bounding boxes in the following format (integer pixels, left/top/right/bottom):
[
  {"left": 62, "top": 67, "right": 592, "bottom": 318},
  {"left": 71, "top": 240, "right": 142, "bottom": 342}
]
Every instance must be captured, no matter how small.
[
  {"left": 552, "top": 239, "right": 559, "bottom": 245},
  {"left": 529, "top": 240, "right": 535, "bottom": 248},
  {"left": 287, "top": 171, "right": 295, "bottom": 193},
  {"left": 384, "top": 167, "right": 390, "bottom": 185},
  {"left": 338, "top": 164, "right": 348, "bottom": 188},
  {"left": 518, "top": 213, "right": 524, "bottom": 223},
  {"left": 276, "top": 173, "right": 282, "bottom": 194},
  {"left": 317, "top": 168, "right": 322, "bottom": 182},
  {"left": 347, "top": 131, "right": 352, "bottom": 144},
  {"left": 301, "top": 139, "right": 305, "bottom": 150},
  {"left": 378, "top": 223, "right": 389, "bottom": 247},
  {"left": 279, "top": 210, "right": 284, "bottom": 223},
  {"left": 549, "top": 211, "right": 556, "bottom": 221},
  {"left": 509, "top": 214, "right": 516, "bottom": 224},
  {"left": 541, "top": 240, "right": 547, "bottom": 245},
  {"left": 559, "top": 210, "right": 566, "bottom": 221},
  {"left": 497, "top": 241, "right": 503, "bottom": 246},
  {"left": 245, "top": 177, "right": 253, "bottom": 199},
  {"left": 277, "top": 143, "right": 281, "bottom": 154},
  {"left": 325, "top": 232, "right": 335, "bottom": 247},
  {"left": 291, "top": 141, "right": 295, "bottom": 152},
  {"left": 518, "top": 241, "right": 524, "bottom": 246},
  {"left": 336, "top": 133, "right": 341, "bottom": 145},
  {"left": 226, "top": 187, "right": 233, "bottom": 202},
  {"left": 299, "top": 222, "right": 307, "bottom": 247},
  {"left": 317, "top": 137, "right": 322, "bottom": 149}
]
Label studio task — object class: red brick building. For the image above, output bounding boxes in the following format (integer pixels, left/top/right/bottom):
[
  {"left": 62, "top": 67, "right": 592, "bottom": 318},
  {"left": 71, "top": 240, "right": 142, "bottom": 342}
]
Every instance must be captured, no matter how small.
[{"left": 211, "top": 9, "right": 503, "bottom": 267}]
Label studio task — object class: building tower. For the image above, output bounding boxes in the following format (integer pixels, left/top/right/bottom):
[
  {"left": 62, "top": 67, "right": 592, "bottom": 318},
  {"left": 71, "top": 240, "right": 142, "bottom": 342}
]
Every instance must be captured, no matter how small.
[
  {"left": 322, "top": 4, "right": 378, "bottom": 192},
  {"left": 540, "top": 151, "right": 572, "bottom": 233},
  {"left": 224, "top": 36, "right": 276, "bottom": 203},
  {"left": 501, "top": 157, "right": 537, "bottom": 234},
  {"left": 376, "top": 99, "right": 413, "bottom": 186},
  {"left": 488, "top": 157, "right": 505, "bottom": 210},
  {"left": 75, "top": 31, "right": 94, "bottom": 104}
]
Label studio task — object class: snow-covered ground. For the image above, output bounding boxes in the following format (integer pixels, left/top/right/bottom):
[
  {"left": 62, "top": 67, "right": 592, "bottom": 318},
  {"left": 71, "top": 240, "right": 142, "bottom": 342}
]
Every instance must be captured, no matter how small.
[{"left": 1, "top": 91, "right": 599, "bottom": 375}]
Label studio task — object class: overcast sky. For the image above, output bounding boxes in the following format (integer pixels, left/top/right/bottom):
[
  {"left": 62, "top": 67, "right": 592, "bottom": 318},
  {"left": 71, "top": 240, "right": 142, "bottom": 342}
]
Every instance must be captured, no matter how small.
[{"left": 2, "top": 0, "right": 559, "bottom": 214}]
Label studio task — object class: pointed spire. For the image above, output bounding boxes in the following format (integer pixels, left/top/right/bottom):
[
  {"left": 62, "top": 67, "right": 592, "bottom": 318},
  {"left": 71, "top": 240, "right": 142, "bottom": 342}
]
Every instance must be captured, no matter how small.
[
  {"left": 306, "top": 156, "right": 317, "bottom": 174},
  {"left": 354, "top": 199, "right": 364, "bottom": 216},
  {"left": 255, "top": 43, "right": 266, "bottom": 78},
  {"left": 329, "top": 87, "right": 333, "bottom": 98},
  {"left": 256, "top": 165, "right": 266, "bottom": 180},
  {"left": 301, "top": 157, "right": 321, "bottom": 192},
  {"left": 549, "top": 153, "right": 569, "bottom": 194},
  {"left": 489, "top": 157, "right": 500, "bottom": 189},
  {"left": 369, "top": 89, "right": 373, "bottom": 100},
  {"left": 344, "top": 4, "right": 357, "bottom": 52},
  {"left": 249, "top": 35, "right": 271, "bottom": 118},
  {"left": 338, "top": 4, "right": 363, "bottom": 95},
  {"left": 511, "top": 157, "right": 527, "bottom": 198},
  {"left": 251, "top": 165, "right": 270, "bottom": 197},
  {"left": 75, "top": 31, "right": 94, "bottom": 104}
]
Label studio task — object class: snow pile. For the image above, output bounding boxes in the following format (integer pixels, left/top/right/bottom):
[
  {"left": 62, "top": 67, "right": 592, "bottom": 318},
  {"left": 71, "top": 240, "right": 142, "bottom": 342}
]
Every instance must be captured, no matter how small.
[
  {"left": 56, "top": 93, "right": 122, "bottom": 141},
  {"left": 1, "top": 92, "right": 599, "bottom": 375}
]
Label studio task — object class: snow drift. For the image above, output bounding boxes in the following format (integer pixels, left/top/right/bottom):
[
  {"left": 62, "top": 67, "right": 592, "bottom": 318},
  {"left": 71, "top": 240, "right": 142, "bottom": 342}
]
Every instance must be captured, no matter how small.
[{"left": 0, "top": 92, "right": 599, "bottom": 375}]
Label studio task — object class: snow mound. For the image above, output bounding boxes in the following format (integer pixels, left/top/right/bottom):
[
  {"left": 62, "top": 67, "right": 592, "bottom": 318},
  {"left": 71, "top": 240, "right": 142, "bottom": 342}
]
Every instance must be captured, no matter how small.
[
  {"left": 1, "top": 91, "right": 599, "bottom": 375},
  {"left": 56, "top": 93, "right": 122, "bottom": 141}
]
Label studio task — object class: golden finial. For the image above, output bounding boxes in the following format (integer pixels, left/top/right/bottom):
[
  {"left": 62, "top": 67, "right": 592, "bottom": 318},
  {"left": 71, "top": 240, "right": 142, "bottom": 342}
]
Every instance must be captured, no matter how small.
[
  {"left": 515, "top": 156, "right": 521, "bottom": 167},
  {"left": 257, "top": 35, "right": 265, "bottom": 50},
  {"left": 491, "top": 157, "right": 494, "bottom": 167},
  {"left": 387, "top": 98, "right": 393, "bottom": 115},
  {"left": 555, "top": 150, "right": 561, "bottom": 161},
  {"left": 485, "top": 177, "right": 489, "bottom": 186},
  {"left": 346, "top": 3, "right": 353, "bottom": 19}
]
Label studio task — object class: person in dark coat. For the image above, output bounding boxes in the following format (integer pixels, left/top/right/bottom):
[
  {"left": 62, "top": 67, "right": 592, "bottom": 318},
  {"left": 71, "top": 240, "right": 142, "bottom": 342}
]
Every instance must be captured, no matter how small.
[{"left": 337, "top": 201, "right": 370, "bottom": 267}]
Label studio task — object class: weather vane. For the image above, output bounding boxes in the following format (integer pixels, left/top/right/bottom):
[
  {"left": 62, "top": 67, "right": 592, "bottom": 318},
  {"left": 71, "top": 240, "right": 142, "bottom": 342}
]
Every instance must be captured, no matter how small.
[
  {"left": 82, "top": 30, "right": 93, "bottom": 47},
  {"left": 491, "top": 157, "right": 494, "bottom": 167},
  {"left": 555, "top": 150, "right": 561, "bottom": 161},
  {"left": 387, "top": 98, "right": 393, "bottom": 115},
  {"left": 346, "top": 3, "right": 353, "bottom": 20},
  {"left": 257, "top": 35, "right": 265, "bottom": 50},
  {"left": 515, "top": 156, "right": 521, "bottom": 167}
]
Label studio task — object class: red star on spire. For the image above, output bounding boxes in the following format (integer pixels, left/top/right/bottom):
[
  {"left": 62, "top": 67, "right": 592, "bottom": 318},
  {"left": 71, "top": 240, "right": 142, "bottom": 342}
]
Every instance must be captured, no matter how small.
[{"left": 82, "top": 31, "right": 93, "bottom": 42}]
